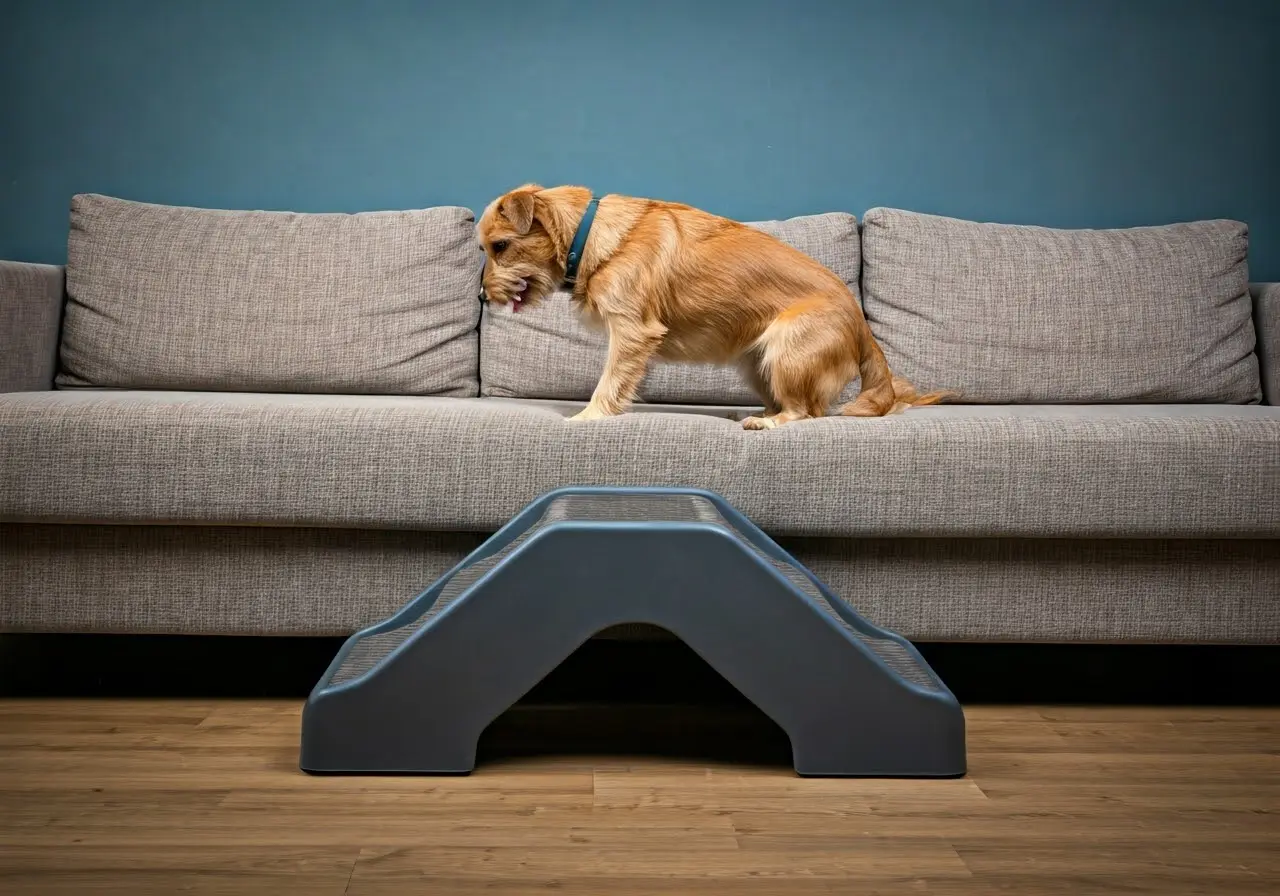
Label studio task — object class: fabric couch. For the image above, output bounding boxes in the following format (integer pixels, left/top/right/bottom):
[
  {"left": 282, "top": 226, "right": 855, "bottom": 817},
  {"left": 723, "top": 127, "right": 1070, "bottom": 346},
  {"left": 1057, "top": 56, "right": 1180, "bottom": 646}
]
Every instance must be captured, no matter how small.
[{"left": 2, "top": 194, "right": 1277, "bottom": 644}]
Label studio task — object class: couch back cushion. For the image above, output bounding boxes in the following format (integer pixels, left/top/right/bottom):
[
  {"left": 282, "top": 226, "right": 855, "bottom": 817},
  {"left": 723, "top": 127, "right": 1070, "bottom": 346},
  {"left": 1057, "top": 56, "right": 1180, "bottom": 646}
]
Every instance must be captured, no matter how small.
[
  {"left": 57, "top": 193, "right": 483, "bottom": 395},
  {"left": 480, "top": 211, "right": 863, "bottom": 405},
  {"left": 860, "top": 207, "right": 1261, "bottom": 404}
]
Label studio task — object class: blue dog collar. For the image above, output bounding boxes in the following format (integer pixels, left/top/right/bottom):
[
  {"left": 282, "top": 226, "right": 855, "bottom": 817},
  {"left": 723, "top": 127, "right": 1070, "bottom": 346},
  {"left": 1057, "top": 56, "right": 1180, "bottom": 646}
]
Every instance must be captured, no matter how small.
[{"left": 563, "top": 196, "right": 599, "bottom": 286}]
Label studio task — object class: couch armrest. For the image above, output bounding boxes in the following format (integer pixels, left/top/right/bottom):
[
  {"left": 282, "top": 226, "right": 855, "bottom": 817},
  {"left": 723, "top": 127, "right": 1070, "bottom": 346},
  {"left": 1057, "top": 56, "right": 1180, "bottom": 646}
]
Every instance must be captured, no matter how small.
[
  {"left": 1254, "top": 283, "right": 1280, "bottom": 406},
  {"left": 0, "top": 261, "right": 64, "bottom": 392}
]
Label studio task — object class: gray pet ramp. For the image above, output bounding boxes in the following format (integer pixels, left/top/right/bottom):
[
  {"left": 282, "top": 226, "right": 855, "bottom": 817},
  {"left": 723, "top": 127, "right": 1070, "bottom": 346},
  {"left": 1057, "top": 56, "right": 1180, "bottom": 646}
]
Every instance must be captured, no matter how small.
[{"left": 299, "top": 486, "right": 966, "bottom": 777}]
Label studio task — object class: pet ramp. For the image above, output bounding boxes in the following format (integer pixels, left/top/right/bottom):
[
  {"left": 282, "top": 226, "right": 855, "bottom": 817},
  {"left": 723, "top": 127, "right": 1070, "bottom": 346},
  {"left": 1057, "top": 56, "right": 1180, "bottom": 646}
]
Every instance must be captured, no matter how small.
[{"left": 299, "top": 487, "right": 966, "bottom": 778}]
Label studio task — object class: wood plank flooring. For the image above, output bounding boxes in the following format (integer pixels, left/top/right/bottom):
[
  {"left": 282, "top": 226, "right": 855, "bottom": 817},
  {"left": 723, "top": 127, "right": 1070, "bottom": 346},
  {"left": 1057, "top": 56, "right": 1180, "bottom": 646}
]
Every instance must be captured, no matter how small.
[{"left": 0, "top": 700, "right": 1276, "bottom": 894}]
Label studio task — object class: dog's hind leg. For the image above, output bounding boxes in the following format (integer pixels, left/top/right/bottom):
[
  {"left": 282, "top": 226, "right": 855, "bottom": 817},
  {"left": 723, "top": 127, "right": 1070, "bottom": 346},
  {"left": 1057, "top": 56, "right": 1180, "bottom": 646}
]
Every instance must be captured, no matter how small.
[{"left": 741, "top": 298, "right": 856, "bottom": 430}]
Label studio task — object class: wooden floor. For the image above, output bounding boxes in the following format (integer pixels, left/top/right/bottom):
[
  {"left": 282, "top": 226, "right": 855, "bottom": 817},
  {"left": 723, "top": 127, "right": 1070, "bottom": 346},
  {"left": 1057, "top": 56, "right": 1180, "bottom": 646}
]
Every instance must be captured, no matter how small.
[{"left": 0, "top": 700, "right": 1276, "bottom": 895}]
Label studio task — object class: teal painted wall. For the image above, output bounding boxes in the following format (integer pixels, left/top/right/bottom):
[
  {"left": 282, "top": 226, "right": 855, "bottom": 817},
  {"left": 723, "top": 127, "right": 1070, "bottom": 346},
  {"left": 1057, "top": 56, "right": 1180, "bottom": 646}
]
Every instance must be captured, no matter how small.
[{"left": 2, "top": 0, "right": 1278, "bottom": 278}]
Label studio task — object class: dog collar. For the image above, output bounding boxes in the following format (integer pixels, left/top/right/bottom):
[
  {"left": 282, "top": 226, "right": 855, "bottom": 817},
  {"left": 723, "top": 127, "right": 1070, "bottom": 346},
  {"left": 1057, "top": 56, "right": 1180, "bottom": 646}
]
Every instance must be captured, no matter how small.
[{"left": 563, "top": 196, "right": 599, "bottom": 286}]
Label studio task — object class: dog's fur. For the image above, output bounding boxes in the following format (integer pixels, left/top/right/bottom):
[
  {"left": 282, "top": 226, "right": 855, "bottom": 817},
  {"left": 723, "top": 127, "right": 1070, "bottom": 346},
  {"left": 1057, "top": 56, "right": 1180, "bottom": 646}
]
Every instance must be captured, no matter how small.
[{"left": 477, "top": 184, "right": 947, "bottom": 428}]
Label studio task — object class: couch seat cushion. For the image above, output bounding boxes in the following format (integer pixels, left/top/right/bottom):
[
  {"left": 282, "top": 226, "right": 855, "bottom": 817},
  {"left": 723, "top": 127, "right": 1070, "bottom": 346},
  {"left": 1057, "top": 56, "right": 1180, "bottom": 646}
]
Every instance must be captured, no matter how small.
[
  {"left": 57, "top": 194, "right": 483, "bottom": 396},
  {"left": 3, "top": 392, "right": 1277, "bottom": 539}
]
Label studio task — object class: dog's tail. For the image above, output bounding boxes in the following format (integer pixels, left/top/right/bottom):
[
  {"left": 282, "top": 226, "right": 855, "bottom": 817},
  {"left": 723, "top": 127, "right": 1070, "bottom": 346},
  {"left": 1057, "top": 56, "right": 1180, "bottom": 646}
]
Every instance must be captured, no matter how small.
[
  {"left": 886, "top": 375, "right": 953, "bottom": 414},
  {"left": 840, "top": 324, "right": 953, "bottom": 417}
]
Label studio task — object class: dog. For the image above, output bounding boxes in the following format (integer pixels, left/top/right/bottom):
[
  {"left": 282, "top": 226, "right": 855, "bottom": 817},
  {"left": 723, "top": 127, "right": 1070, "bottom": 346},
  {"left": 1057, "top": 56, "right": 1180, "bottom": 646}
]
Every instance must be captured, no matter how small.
[{"left": 476, "top": 184, "right": 948, "bottom": 428}]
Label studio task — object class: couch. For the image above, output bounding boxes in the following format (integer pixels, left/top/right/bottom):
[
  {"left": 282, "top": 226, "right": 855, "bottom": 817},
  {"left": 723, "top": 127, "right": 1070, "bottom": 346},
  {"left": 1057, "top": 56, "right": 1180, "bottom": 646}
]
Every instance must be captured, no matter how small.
[{"left": 2, "top": 194, "right": 1277, "bottom": 645}]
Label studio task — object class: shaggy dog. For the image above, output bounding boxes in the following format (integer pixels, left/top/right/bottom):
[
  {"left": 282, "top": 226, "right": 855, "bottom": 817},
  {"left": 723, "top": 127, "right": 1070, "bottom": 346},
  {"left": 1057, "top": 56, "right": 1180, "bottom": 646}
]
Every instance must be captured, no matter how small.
[{"left": 477, "top": 184, "right": 946, "bottom": 428}]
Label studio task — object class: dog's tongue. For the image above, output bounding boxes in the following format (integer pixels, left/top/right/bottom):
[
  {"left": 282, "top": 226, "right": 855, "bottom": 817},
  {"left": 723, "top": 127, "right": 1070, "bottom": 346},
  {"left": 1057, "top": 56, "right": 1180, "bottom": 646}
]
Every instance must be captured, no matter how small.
[{"left": 512, "top": 279, "right": 528, "bottom": 313}]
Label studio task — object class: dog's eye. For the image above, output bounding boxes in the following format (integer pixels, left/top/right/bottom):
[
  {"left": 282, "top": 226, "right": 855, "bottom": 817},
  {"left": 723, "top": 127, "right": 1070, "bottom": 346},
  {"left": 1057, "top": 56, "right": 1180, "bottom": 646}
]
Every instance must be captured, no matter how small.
[{"left": 491, "top": 240, "right": 509, "bottom": 254}]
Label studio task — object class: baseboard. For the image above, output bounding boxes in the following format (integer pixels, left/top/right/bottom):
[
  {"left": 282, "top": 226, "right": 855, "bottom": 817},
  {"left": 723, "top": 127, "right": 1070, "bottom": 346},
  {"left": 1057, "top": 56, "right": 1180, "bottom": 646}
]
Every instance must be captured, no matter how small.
[{"left": 0, "top": 633, "right": 1276, "bottom": 705}]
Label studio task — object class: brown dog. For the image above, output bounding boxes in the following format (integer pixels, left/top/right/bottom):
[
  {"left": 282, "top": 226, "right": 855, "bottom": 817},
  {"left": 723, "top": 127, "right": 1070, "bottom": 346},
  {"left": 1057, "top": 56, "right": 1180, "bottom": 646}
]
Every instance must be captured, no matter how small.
[{"left": 477, "top": 184, "right": 947, "bottom": 428}]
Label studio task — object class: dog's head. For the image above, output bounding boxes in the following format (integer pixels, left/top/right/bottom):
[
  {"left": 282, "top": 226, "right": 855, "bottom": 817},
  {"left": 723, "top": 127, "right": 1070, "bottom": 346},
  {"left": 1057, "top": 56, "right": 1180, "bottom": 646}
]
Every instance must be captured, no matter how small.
[{"left": 476, "top": 184, "right": 568, "bottom": 313}]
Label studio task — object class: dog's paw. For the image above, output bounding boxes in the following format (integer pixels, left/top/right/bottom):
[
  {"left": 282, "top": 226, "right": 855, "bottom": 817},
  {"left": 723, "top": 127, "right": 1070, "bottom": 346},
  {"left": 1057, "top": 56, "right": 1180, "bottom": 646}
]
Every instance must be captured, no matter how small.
[
  {"left": 741, "top": 415, "right": 778, "bottom": 431},
  {"left": 568, "top": 405, "right": 611, "bottom": 423}
]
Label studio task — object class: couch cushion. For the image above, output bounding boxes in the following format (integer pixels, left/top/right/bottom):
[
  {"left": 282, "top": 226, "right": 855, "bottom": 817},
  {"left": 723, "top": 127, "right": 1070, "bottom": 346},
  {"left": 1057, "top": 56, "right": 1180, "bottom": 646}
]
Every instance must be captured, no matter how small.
[
  {"left": 1254, "top": 283, "right": 1280, "bottom": 406},
  {"left": 479, "top": 211, "right": 864, "bottom": 405},
  {"left": 3, "top": 391, "right": 1277, "bottom": 539},
  {"left": 861, "top": 207, "right": 1262, "bottom": 404},
  {"left": 57, "top": 193, "right": 483, "bottom": 396}
]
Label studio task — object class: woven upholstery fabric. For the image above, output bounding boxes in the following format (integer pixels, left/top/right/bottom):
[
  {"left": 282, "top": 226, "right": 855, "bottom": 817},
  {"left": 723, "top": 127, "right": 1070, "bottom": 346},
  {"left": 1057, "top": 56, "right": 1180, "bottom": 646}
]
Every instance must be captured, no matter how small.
[
  {"left": 1253, "top": 283, "right": 1280, "bottom": 405},
  {"left": 861, "top": 207, "right": 1261, "bottom": 404},
  {"left": 2, "top": 524, "right": 1276, "bottom": 643},
  {"left": 56, "top": 193, "right": 483, "bottom": 395},
  {"left": 1, "top": 261, "right": 65, "bottom": 392},
  {"left": 794, "top": 536, "right": 1280, "bottom": 644},
  {"left": 3, "top": 391, "right": 1278, "bottom": 538},
  {"left": 0, "top": 524, "right": 480, "bottom": 636},
  {"left": 479, "top": 211, "right": 863, "bottom": 405}
]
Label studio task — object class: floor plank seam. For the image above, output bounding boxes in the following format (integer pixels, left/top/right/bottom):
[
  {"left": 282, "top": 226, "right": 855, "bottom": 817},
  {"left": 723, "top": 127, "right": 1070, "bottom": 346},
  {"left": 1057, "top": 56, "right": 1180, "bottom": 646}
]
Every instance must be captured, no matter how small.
[{"left": 342, "top": 854, "right": 357, "bottom": 895}]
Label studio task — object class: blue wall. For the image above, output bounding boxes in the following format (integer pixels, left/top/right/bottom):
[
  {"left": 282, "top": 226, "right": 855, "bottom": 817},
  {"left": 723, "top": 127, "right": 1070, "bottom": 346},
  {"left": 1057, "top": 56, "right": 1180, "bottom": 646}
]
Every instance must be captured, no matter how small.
[{"left": 3, "top": 0, "right": 1278, "bottom": 278}]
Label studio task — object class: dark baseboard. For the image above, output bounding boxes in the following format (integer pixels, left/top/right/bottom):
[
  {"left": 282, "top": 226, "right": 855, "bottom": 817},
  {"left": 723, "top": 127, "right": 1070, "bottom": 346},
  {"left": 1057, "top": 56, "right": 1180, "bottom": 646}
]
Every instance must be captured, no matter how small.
[{"left": 0, "top": 633, "right": 1275, "bottom": 706}]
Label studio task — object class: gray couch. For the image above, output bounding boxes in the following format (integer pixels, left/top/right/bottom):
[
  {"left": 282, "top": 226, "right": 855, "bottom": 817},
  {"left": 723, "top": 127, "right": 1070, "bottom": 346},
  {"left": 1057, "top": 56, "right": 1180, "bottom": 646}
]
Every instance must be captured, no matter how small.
[{"left": 2, "top": 194, "right": 1277, "bottom": 645}]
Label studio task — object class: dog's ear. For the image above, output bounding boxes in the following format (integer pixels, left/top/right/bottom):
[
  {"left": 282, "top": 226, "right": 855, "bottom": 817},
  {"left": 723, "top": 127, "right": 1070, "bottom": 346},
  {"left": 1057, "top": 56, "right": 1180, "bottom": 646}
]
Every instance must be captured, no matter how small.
[{"left": 501, "top": 187, "right": 539, "bottom": 235}]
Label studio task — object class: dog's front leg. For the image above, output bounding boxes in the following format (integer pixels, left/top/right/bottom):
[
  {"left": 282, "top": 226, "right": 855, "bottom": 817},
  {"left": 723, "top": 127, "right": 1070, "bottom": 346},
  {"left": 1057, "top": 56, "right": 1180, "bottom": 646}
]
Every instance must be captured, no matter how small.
[{"left": 569, "top": 316, "right": 667, "bottom": 422}]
